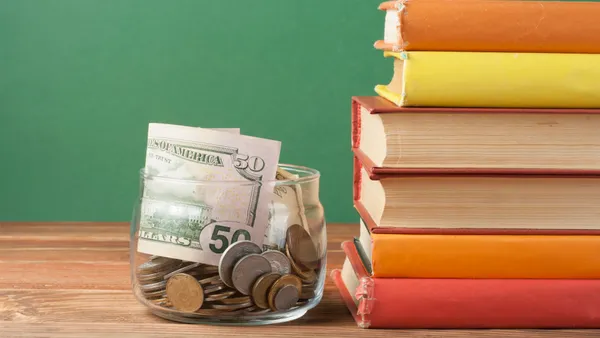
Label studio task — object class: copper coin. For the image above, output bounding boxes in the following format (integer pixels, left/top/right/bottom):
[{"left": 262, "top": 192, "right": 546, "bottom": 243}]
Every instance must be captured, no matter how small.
[
  {"left": 219, "top": 296, "right": 251, "bottom": 305},
  {"left": 165, "top": 273, "right": 204, "bottom": 312},
  {"left": 251, "top": 272, "right": 282, "bottom": 309},
  {"left": 285, "top": 224, "right": 319, "bottom": 270},
  {"left": 285, "top": 244, "right": 317, "bottom": 283}
]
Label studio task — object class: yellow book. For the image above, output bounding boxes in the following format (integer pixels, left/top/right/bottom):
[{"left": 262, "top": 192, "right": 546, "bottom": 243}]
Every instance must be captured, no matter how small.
[{"left": 375, "top": 51, "right": 600, "bottom": 108}]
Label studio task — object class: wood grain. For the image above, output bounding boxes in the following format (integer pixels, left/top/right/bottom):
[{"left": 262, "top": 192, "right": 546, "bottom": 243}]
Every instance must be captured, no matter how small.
[{"left": 0, "top": 222, "right": 598, "bottom": 337}]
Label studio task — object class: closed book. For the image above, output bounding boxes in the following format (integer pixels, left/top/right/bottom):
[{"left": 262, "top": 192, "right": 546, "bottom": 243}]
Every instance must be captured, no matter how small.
[
  {"left": 351, "top": 96, "right": 600, "bottom": 170},
  {"left": 375, "top": 51, "right": 600, "bottom": 108},
  {"left": 375, "top": 0, "right": 600, "bottom": 53},
  {"left": 332, "top": 239, "right": 600, "bottom": 329},
  {"left": 354, "top": 218, "right": 600, "bottom": 279},
  {"left": 353, "top": 153, "right": 600, "bottom": 231}
]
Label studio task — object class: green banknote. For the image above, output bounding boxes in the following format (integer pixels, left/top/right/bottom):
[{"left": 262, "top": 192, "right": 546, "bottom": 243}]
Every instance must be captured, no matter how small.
[{"left": 137, "top": 123, "right": 281, "bottom": 265}]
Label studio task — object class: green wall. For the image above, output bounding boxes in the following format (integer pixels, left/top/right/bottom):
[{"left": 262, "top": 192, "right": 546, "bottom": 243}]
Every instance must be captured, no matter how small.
[{"left": 0, "top": 0, "right": 389, "bottom": 222}]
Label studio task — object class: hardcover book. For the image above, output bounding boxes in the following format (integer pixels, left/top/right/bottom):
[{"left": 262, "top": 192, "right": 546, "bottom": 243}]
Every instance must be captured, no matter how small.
[
  {"left": 351, "top": 96, "right": 600, "bottom": 170},
  {"left": 353, "top": 154, "right": 600, "bottom": 231},
  {"left": 354, "top": 219, "right": 600, "bottom": 279},
  {"left": 332, "top": 239, "right": 600, "bottom": 329},
  {"left": 375, "top": 51, "right": 600, "bottom": 108},
  {"left": 375, "top": 0, "right": 600, "bottom": 53}
]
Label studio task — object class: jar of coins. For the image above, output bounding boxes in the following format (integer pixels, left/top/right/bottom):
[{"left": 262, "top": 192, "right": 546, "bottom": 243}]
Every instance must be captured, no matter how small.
[{"left": 129, "top": 164, "right": 326, "bottom": 325}]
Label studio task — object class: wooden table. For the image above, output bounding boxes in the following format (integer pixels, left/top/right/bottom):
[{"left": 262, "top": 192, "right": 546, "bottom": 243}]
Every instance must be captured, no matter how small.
[{"left": 1, "top": 222, "right": 598, "bottom": 338}]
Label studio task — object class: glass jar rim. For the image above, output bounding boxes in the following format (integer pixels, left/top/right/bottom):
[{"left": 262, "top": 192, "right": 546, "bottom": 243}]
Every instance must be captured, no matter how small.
[{"left": 138, "top": 163, "right": 320, "bottom": 186}]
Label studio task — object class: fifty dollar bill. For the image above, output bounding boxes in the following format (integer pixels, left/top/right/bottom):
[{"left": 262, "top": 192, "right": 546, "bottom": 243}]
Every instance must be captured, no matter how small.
[{"left": 137, "top": 123, "right": 281, "bottom": 265}]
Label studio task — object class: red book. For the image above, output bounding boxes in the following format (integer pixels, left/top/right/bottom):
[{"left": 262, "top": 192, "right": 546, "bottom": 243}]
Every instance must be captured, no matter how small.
[{"left": 332, "top": 239, "right": 600, "bottom": 329}]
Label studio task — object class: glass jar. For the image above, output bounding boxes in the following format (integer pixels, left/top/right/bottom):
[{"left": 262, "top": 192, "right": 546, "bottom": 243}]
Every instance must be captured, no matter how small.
[{"left": 129, "top": 164, "right": 326, "bottom": 325}]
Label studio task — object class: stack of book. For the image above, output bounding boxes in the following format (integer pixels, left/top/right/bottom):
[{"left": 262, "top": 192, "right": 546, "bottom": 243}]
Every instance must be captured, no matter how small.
[{"left": 332, "top": 0, "right": 600, "bottom": 329}]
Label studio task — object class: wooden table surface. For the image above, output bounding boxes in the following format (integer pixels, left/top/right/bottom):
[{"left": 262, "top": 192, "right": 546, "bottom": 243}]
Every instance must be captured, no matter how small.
[{"left": 1, "top": 222, "right": 599, "bottom": 338}]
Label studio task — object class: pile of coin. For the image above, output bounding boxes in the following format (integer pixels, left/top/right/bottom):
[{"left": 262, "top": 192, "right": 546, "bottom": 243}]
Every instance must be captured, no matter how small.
[{"left": 135, "top": 224, "right": 321, "bottom": 315}]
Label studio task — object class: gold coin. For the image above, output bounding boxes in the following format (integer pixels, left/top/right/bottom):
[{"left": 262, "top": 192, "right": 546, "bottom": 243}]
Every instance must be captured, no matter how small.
[
  {"left": 285, "top": 244, "right": 317, "bottom": 283},
  {"left": 165, "top": 273, "right": 204, "bottom": 312},
  {"left": 267, "top": 274, "right": 302, "bottom": 311},
  {"left": 251, "top": 272, "right": 281, "bottom": 309},
  {"left": 205, "top": 290, "right": 236, "bottom": 302},
  {"left": 285, "top": 224, "right": 319, "bottom": 270}
]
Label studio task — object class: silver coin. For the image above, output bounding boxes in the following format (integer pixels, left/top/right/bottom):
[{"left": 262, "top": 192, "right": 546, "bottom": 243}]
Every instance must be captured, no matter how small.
[
  {"left": 203, "top": 283, "right": 227, "bottom": 294},
  {"left": 137, "top": 256, "right": 180, "bottom": 274},
  {"left": 205, "top": 290, "right": 236, "bottom": 302},
  {"left": 197, "top": 274, "right": 221, "bottom": 285},
  {"left": 140, "top": 280, "right": 167, "bottom": 292},
  {"left": 210, "top": 300, "right": 254, "bottom": 311},
  {"left": 261, "top": 250, "right": 291, "bottom": 275},
  {"left": 142, "top": 288, "right": 166, "bottom": 299},
  {"left": 273, "top": 284, "right": 299, "bottom": 311},
  {"left": 163, "top": 262, "right": 202, "bottom": 280},
  {"left": 231, "top": 254, "right": 272, "bottom": 295},
  {"left": 218, "top": 241, "right": 262, "bottom": 288},
  {"left": 138, "top": 270, "right": 170, "bottom": 284}
]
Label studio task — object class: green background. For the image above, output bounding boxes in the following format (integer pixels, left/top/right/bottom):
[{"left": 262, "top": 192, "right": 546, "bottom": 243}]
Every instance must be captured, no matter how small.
[{"left": 0, "top": 0, "right": 388, "bottom": 222}]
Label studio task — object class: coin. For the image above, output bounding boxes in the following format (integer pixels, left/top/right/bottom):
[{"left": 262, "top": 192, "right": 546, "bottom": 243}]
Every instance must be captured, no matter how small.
[
  {"left": 165, "top": 273, "right": 205, "bottom": 312},
  {"left": 140, "top": 280, "right": 167, "bottom": 292},
  {"left": 231, "top": 254, "right": 272, "bottom": 295},
  {"left": 220, "top": 296, "right": 251, "bottom": 305},
  {"left": 205, "top": 290, "right": 237, "bottom": 302},
  {"left": 251, "top": 272, "right": 281, "bottom": 309},
  {"left": 267, "top": 274, "right": 302, "bottom": 310},
  {"left": 300, "top": 288, "right": 315, "bottom": 300},
  {"left": 137, "top": 256, "right": 180, "bottom": 274},
  {"left": 203, "top": 283, "right": 227, "bottom": 294},
  {"left": 285, "top": 244, "right": 317, "bottom": 283},
  {"left": 273, "top": 284, "right": 299, "bottom": 311},
  {"left": 198, "top": 274, "right": 221, "bottom": 285},
  {"left": 163, "top": 262, "right": 202, "bottom": 280},
  {"left": 261, "top": 250, "right": 291, "bottom": 274},
  {"left": 209, "top": 300, "right": 254, "bottom": 311},
  {"left": 246, "top": 308, "right": 271, "bottom": 315},
  {"left": 138, "top": 270, "right": 170, "bottom": 284},
  {"left": 218, "top": 241, "right": 262, "bottom": 288},
  {"left": 286, "top": 224, "right": 319, "bottom": 270},
  {"left": 142, "top": 288, "right": 167, "bottom": 299}
]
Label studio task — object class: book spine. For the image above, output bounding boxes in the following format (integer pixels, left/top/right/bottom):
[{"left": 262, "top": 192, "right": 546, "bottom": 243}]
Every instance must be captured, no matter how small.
[
  {"left": 350, "top": 98, "right": 361, "bottom": 149},
  {"left": 375, "top": 0, "right": 600, "bottom": 53},
  {"left": 383, "top": 51, "right": 600, "bottom": 108},
  {"left": 371, "top": 233, "right": 600, "bottom": 278}
]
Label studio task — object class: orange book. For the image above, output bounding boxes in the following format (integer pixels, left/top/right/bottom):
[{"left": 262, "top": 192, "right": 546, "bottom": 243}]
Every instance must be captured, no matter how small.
[
  {"left": 375, "top": 0, "right": 600, "bottom": 53},
  {"left": 353, "top": 218, "right": 600, "bottom": 279}
]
